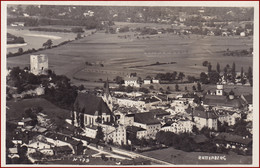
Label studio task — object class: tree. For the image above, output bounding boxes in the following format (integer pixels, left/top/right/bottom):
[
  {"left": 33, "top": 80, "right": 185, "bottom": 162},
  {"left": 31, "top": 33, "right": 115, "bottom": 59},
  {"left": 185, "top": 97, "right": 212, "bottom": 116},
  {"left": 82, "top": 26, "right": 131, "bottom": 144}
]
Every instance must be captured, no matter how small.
[
  {"left": 223, "top": 67, "right": 228, "bottom": 81},
  {"left": 126, "top": 85, "right": 134, "bottom": 93},
  {"left": 18, "top": 48, "right": 23, "bottom": 54},
  {"left": 192, "top": 85, "right": 196, "bottom": 91},
  {"left": 139, "top": 87, "right": 149, "bottom": 94},
  {"left": 149, "top": 85, "right": 154, "bottom": 90},
  {"left": 248, "top": 66, "right": 253, "bottom": 86},
  {"left": 159, "top": 88, "right": 164, "bottom": 93},
  {"left": 208, "top": 63, "right": 212, "bottom": 73},
  {"left": 76, "top": 33, "right": 81, "bottom": 40},
  {"left": 202, "top": 61, "right": 209, "bottom": 67},
  {"left": 178, "top": 72, "right": 185, "bottom": 82},
  {"left": 208, "top": 71, "right": 220, "bottom": 84},
  {"left": 231, "top": 62, "right": 236, "bottom": 83},
  {"left": 197, "top": 82, "right": 202, "bottom": 92},
  {"left": 175, "top": 84, "right": 179, "bottom": 91},
  {"left": 216, "top": 62, "right": 220, "bottom": 74},
  {"left": 42, "top": 39, "right": 53, "bottom": 49},
  {"left": 96, "top": 126, "right": 104, "bottom": 141},
  {"left": 200, "top": 72, "right": 208, "bottom": 84},
  {"left": 115, "top": 76, "right": 124, "bottom": 84}
]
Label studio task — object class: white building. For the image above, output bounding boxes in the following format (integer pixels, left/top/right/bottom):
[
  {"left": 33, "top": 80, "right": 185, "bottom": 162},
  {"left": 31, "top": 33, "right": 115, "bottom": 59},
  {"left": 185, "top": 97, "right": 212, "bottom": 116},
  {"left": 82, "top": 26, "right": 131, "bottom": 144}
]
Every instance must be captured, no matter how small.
[
  {"left": 124, "top": 76, "right": 140, "bottom": 87},
  {"left": 217, "top": 110, "right": 241, "bottom": 126},
  {"left": 152, "top": 79, "right": 160, "bottom": 84},
  {"left": 30, "top": 54, "right": 48, "bottom": 75},
  {"left": 143, "top": 79, "right": 151, "bottom": 85},
  {"left": 161, "top": 120, "right": 194, "bottom": 134},
  {"left": 193, "top": 106, "right": 218, "bottom": 130},
  {"left": 133, "top": 112, "right": 161, "bottom": 139},
  {"left": 102, "top": 124, "right": 127, "bottom": 145}
]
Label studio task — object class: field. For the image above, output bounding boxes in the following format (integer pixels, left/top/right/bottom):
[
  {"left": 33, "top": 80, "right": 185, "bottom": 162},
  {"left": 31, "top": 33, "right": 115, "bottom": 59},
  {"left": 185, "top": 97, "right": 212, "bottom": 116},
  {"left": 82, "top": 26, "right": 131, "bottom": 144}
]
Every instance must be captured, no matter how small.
[
  {"left": 142, "top": 147, "right": 252, "bottom": 165},
  {"left": 6, "top": 98, "right": 70, "bottom": 122},
  {"left": 7, "top": 23, "right": 253, "bottom": 88}
]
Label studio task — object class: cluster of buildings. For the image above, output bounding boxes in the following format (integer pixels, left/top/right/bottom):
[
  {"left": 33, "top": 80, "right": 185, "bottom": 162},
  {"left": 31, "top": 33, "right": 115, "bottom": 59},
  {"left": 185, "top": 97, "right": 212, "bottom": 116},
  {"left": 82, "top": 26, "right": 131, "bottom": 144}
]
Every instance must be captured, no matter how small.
[
  {"left": 72, "top": 79, "right": 253, "bottom": 151},
  {"left": 7, "top": 112, "right": 84, "bottom": 163}
]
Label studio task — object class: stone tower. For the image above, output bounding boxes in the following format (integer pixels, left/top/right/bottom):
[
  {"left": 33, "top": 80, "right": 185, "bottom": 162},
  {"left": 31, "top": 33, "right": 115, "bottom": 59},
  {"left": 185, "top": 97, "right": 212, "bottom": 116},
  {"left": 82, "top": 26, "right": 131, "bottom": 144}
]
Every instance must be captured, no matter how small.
[{"left": 30, "top": 54, "right": 48, "bottom": 75}]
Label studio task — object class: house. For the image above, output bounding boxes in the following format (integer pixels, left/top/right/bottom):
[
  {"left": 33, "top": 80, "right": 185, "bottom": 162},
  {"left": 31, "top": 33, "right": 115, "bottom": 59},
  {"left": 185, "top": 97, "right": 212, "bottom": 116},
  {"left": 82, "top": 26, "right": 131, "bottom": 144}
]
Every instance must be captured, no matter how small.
[
  {"left": 11, "top": 22, "right": 25, "bottom": 27},
  {"left": 114, "top": 109, "right": 135, "bottom": 126},
  {"left": 217, "top": 110, "right": 241, "bottom": 126},
  {"left": 215, "top": 133, "right": 252, "bottom": 150},
  {"left": 143, "top": 79, "right": 151, "bottom": 85},
  {"left": 193, "top": 106, "right": 218, "bottom": 130},
  {"left": 171, "top": 99, "right": 190, "bottom": 113},
  {"left": 53, "top": 145, "right": 73, "bottom": 155},
  {"left": 241, "top": 94, "right": 253, "bottom": 112},
  {"left": 102, "top": 124, "right": 127, "bottom": 145},
  {"left": 124, "top": 76, "right": 140, "bottom": 87},
  {"left": 161, "top": 119, "right": 194, "bottom": 134},
  {"left": 152, "top": 79, "right": 160, "bottom": 84},
  {"left": 116, "top": 97, "right": 146, "bottom": 110},
  {"left": 8, "top": 148, "right": 19, "bottom": 159},
  {"left": 133, "top": 112, "right": 161, "bottom": 139},
  {"left": 240, "top": 32, "right": 246, "bottom": 37},
  {"left": 27, "top": 140, "right": 53, "bottom": 155},
  {"left": 44, "top": 133, "right": 83, "bottom": 155},
  {"left": 20, "top": 117, "right": 33, "bottom": 127},
  {"left": 126, "top": 125, "right": 147, "bottom": 140},
  {"left": 73, "top": 93, "right": 112, "bottom": 127},
  {"left": 83, "top": 125, "right": 98, "bottom": 139}
]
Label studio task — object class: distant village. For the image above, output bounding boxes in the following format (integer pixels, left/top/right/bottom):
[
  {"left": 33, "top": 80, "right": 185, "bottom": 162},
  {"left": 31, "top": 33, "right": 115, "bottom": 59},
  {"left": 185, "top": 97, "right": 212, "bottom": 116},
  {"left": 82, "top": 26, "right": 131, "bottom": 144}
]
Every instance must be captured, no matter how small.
[{"left": 6, "top": 53, "right": 253, "bottom": 164}]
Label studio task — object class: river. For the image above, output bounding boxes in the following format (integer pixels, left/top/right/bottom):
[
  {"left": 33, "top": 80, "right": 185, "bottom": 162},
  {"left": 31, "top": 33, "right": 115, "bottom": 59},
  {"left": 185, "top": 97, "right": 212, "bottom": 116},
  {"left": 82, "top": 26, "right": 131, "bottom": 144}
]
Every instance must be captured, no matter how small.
[{"left": 7, "top": 27, "right": 79, "bottom": 53}]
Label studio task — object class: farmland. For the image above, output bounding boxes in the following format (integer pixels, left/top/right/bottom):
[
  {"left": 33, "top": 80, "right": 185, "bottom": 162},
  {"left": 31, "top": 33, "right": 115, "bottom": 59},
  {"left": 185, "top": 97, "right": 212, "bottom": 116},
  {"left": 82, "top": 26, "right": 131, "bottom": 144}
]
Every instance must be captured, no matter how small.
[
  {"left": 7, "top": 23, "right": 253, "bottom": 88},
  {"left": 142, "top": 147, "right": 252, "bottom": 165}
]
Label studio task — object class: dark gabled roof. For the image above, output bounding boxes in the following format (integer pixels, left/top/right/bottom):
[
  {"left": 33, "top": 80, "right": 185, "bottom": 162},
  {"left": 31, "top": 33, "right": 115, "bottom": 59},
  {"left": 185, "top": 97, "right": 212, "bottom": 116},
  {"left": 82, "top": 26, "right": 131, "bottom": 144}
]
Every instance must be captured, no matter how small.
[
  {"left": 203, "top": 95, "right": 243, "bottom": 108},
  {"left": 74, "top": 93, "right": 111, "bottom": 116},
  {"left": 126, "top": 126, "right": 146, "bottom": 133},
  {"left": 193, "top": 106, "right": 218, "bottom": 119},
  {"left": 215, "top": 133, "right": 252, "bottom": 145},
  {"left": 243, "top": 94, "right": 253, "bottom": 104},
  {"left": 148, "top": 108, "right": 170, "bottom": 117},
  {"left": 134, "top": 112, "right": 161, "bottom": 125},
  {"left": 45, "top": 132, "right": 82, "bottom": 146},
  {"left": 53, "top": 145, "right": 72, "bottom": 152}
]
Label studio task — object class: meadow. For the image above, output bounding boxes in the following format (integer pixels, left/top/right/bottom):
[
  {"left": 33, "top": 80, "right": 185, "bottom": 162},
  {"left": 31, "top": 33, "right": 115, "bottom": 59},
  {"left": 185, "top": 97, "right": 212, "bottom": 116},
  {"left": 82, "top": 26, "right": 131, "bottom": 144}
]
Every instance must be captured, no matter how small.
[{"left": 7, "top": 23, "right": 253, "bottom": 88}]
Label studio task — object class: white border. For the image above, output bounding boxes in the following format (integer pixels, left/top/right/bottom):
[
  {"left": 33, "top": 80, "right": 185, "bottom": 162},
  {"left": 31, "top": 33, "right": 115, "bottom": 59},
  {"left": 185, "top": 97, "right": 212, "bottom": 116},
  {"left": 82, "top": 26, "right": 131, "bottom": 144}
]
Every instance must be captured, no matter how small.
[{"left": 1, "top": 1, "right": 259, "bottom": 167}]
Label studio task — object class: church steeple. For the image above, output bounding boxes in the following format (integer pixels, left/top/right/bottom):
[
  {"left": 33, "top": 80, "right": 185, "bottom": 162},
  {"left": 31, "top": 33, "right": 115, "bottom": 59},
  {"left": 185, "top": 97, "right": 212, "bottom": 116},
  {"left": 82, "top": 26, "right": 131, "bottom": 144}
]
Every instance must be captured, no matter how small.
[{"left": 102, "top": 78, "right": 113, "bottom": 112}]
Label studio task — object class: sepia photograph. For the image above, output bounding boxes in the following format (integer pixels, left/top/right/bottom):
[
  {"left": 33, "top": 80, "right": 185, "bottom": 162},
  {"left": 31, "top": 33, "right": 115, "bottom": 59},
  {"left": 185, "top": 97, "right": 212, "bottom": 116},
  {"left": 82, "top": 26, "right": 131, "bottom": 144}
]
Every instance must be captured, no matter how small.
[{"left": 1, "top": 1, "right": 259, "bottom": 167}]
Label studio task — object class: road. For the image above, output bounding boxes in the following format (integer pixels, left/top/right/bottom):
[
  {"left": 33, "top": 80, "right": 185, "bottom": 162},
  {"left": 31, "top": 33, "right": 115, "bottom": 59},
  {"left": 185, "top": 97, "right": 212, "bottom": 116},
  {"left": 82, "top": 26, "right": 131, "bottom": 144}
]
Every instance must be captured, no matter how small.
[{"left": 111, "top": 146, "right": 173, "bottom": 165}]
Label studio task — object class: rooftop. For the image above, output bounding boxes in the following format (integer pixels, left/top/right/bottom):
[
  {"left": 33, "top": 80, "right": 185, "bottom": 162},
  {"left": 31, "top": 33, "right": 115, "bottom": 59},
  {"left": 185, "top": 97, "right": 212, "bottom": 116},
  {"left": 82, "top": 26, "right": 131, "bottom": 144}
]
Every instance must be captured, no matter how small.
[
  {"left": 74, "top": 93, "right": 111, "bottom": 116},
  {"left": 134, "top": 112, "right": 161, "bottom": 125},
  {"left": 203, "top": 95, "right": 245, "bottom": 108}
]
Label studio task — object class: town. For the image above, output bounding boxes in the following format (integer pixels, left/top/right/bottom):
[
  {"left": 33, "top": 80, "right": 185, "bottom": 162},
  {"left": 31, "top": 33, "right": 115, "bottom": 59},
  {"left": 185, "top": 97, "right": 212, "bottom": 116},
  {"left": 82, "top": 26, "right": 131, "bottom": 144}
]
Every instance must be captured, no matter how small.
[
  {"left": 5, "top": 5, "right": 254, "bottom": 165},
  {"left": 6, "top": 53, "right": 253, "bottom": 165}
]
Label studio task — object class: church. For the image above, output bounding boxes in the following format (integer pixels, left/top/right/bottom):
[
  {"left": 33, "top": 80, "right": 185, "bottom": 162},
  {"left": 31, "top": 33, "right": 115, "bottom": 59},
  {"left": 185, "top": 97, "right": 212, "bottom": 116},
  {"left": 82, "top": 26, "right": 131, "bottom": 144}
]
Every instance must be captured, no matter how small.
[{"left": 72, "top": 79, "right": 114, "bottom": 127}]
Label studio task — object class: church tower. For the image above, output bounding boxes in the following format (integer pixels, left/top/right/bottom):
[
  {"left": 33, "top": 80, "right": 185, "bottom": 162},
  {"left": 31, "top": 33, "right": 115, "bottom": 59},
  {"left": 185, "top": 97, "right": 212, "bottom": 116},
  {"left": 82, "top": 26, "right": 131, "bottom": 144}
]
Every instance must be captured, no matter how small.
[
  {"left": 216, "top": 83, "right": 224, "bottom": 96},
  {"left": 102, "top": 78, "right": 113, "bottom": 111}
]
